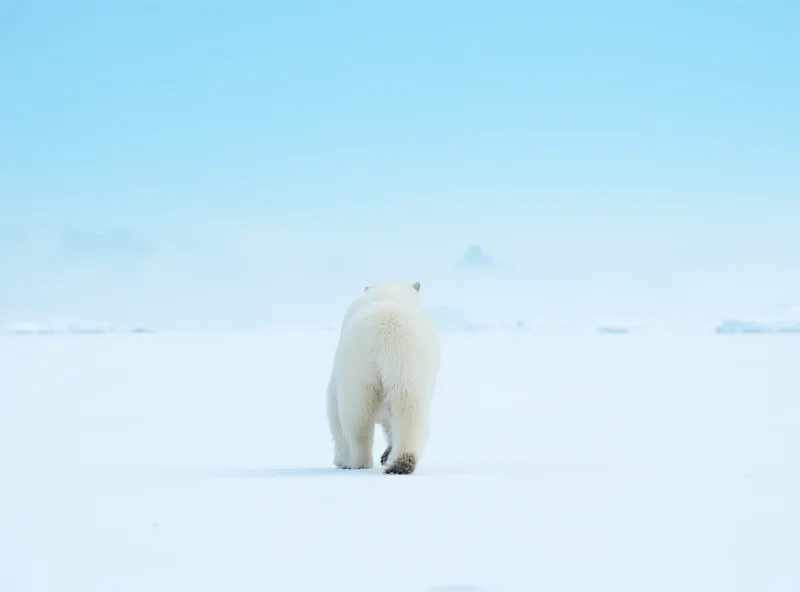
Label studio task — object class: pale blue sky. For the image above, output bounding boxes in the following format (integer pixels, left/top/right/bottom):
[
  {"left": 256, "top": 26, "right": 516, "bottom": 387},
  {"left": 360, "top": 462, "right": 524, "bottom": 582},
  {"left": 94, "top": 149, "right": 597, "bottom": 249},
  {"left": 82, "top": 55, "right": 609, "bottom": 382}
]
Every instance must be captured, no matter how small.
[{"left": 1, "top": 1, "right": 798, "bottom": 327}]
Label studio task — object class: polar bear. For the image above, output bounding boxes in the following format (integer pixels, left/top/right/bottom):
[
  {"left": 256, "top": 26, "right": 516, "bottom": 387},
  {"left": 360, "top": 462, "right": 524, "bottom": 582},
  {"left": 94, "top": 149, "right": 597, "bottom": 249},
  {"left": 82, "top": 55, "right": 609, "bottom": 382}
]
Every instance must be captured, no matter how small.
[{"left": 326, "top": 280, "right": 440, "bottom": 475}]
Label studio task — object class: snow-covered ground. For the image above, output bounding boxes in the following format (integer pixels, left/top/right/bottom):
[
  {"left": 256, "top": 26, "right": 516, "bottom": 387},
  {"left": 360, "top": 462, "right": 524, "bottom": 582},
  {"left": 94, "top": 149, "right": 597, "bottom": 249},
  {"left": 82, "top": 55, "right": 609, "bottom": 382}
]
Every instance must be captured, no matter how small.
[{"left": 1, "top": 331, "right": 798, "bottom": 591}]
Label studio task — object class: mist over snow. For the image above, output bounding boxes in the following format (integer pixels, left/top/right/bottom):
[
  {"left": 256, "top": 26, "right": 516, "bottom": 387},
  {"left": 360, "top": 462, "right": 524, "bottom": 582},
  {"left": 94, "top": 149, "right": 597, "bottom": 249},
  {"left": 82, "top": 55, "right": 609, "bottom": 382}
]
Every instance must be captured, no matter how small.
[{"left": 2, "top": 224, "right": 800, "bottom": 334}]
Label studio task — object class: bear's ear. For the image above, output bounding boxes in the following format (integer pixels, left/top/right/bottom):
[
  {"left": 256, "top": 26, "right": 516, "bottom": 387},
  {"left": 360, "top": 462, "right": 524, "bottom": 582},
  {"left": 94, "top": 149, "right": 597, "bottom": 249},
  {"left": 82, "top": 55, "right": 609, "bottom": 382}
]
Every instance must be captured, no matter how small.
[{"left": 412, "top": 281, "right": 421, "bottom": 292}]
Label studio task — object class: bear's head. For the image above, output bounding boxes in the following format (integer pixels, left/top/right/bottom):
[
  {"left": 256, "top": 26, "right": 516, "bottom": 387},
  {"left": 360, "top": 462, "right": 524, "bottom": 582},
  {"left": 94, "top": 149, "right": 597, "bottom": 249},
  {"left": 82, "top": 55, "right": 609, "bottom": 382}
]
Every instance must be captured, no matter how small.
[{"left": 361, "top": 281, "right": 423, "bottom": 309}]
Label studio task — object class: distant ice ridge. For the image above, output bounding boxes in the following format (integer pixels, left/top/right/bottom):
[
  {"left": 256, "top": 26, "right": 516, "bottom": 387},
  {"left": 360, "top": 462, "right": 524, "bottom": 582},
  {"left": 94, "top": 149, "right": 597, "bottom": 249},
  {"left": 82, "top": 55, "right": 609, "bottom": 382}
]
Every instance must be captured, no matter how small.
[
  {"left": 716, "top": 319, "right": 800, "bottom": 334},
  {"left": 596, "top": 326, "right": 631, "bottom": 335},
  {"left": 1, "top": 316, "right": 636, "bottom": 335},
  {"left": 715, "top": 304, "right": 800, "bottom": 334},
  {"left": 6, "top": 305, "right": 800, "bottom": 335},
  {"left": 7, "top": 320, "right": 154, "bottom": 335},
  {"left": 454, "top": 244, "right": 498, "bottom": 271}
]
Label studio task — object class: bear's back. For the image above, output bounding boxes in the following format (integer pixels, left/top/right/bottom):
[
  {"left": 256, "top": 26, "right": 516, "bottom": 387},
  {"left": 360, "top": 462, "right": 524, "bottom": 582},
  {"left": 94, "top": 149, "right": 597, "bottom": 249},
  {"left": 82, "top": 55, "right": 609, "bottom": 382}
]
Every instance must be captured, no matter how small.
[{"left": 338, "top": 287, "right": 438, "bottom": 375}]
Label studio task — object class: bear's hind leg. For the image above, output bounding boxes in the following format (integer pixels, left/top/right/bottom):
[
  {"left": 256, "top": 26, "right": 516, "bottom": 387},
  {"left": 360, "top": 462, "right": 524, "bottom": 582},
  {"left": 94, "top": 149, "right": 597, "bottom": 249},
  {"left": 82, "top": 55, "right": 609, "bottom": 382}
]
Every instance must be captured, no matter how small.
[
  {"left": 326, "top": 374, "right": 350, "bottom": 468},
  {"left": 384, "top": 393, "right": 427, "bottom": 475}
]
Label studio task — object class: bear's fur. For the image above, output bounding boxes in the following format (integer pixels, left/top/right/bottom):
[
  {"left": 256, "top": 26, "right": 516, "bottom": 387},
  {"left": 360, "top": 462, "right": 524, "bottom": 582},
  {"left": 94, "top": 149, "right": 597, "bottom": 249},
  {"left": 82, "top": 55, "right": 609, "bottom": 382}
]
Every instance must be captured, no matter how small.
[{"left": 326, "top": 280, "right": 440, "bottom": 475}]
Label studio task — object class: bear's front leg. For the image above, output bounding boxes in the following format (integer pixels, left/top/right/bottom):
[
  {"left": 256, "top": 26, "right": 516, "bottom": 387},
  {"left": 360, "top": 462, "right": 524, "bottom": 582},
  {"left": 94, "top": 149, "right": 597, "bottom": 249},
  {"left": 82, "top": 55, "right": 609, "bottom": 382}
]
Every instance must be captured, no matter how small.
[
  {"left": 380, "top": 417, "right": 392, "bottom": 466},
  {"left": 341, "top": 411, "right": 376, "bottom": 470},
  {"left": 345, "top": 427, "right": 375, "bottom": 469},
  {"left": 380, "top": 446, "right": 392, "bottom": 466},
  {"left": 333, "top": 444, "right": 350, "bottom": 469},
  {"left": 327, "top": 375, "right": 351, "bottom": 469},
  {"left": 338, "top": 382, "right": 380, "bottom": 469}
]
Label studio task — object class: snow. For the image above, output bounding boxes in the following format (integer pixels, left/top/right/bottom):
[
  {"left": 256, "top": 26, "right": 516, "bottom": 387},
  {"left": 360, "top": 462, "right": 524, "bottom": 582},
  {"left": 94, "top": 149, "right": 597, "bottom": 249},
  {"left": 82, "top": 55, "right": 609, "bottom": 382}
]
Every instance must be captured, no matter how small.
[{"left": 2, "top": 331, "right": 799, "bottom": 591}]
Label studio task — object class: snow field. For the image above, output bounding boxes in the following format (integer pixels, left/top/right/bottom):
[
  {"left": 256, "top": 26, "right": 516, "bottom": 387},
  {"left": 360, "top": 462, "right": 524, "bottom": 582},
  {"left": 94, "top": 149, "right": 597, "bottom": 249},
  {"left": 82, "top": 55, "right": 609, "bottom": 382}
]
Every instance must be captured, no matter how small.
[{"left": 1, "top": 331, "right": 798, "bottom": 591}]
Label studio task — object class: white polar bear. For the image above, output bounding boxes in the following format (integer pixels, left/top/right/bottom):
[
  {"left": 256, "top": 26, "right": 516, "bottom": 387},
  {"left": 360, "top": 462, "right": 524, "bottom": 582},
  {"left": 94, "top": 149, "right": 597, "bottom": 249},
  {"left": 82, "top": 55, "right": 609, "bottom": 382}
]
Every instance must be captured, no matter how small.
[{"left": 326, "top": 280, "right": 440, "bottom": 475}]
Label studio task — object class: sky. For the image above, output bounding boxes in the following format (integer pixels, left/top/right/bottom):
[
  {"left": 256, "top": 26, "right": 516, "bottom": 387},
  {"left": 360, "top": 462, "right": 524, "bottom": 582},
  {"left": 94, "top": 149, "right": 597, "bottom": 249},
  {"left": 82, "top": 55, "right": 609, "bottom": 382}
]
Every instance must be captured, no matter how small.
[{"left": 1, "top": 0, "right": 799, "bottom": 328}]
